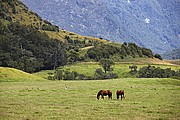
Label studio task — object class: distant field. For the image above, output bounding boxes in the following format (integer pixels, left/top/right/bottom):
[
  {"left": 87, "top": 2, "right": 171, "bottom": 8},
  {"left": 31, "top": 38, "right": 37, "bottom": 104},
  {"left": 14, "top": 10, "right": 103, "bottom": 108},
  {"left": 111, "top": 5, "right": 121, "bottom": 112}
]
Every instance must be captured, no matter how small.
[
  {"left": 34, "top": 62, "right": 180, "bottom": 79},
  {"left": 0, "top": 78, "right": 179, "bottom": 120}
]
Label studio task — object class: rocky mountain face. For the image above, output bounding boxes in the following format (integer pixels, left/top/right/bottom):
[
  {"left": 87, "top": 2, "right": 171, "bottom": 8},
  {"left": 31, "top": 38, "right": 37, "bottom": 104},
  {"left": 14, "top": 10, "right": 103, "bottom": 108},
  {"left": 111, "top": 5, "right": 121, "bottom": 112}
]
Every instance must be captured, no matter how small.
[
  {"left": 162, "top": 48, "right": 180, "bottom": 60},
  {"left": 21, "top": 0, "right": 180, "bottom": 54}
]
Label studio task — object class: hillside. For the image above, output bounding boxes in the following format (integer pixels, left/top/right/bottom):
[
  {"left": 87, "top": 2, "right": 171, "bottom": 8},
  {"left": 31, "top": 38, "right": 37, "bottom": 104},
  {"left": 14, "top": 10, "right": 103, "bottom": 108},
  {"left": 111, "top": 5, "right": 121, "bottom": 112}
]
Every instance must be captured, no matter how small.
[
  {"left": 0, "top": 0, "right": 107, "bottom": 43},
  {"left": 21, "top": 0, "right": 180, "bottom": 54},
  {"left": 0, "top": 0, "right": 59, "bottom": 31},
  {"left": 1, "top": 0, "right": 162, "bottom": 74},
  {"left": 0, "top": 0, "right": 68, "bottom": 72},
  {"left": 0, "top": 67, "right": 45, "bottom": 81}
]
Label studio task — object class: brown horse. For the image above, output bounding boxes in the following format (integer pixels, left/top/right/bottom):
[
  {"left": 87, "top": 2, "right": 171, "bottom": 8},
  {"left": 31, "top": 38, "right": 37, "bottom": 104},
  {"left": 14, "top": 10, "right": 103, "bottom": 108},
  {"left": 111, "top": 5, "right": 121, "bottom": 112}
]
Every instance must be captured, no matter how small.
[
  {"left": 116, "top": 90, "right": 125, "bottom": 100},
  {"left": 97, "top": 90, "right": 112, "bottom": 100}
]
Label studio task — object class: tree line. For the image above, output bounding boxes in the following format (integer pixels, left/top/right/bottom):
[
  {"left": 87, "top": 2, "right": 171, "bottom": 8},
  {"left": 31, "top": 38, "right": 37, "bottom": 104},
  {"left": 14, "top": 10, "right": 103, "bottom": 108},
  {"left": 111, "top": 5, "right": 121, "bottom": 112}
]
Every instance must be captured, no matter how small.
[
  {"left": 138, "top": 65, "right": 180, "bottom": 79},
  {"left": 87, "top": 42, "right": 156, "bottom": 61},
  {"left": 128, "top": 64, "right": 180, "bottom": 79},
  {"left": 49, "top": 61, "right": 180, "bottom": 80}
]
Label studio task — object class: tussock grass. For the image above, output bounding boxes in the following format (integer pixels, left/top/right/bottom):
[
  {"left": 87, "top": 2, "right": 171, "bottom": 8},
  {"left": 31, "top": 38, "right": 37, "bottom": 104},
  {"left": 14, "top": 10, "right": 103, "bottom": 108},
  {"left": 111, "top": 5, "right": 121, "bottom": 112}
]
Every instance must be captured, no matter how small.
[{"left": 0, "top": 78, "right": 179, "bottom": 119}]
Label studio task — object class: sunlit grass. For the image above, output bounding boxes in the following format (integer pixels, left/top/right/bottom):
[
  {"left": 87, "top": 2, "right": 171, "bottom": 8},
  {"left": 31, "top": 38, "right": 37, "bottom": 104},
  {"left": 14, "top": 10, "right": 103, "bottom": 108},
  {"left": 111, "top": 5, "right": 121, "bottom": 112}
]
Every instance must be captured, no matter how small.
[
  {"left": 35, "top": 62, "right": 180, "bottom": 79},
  {"left": 0, "top": 67, "right": 45, "bottom": 82},
  {"left": 0, "top": 78, "right": 179, "bottom": 120}
]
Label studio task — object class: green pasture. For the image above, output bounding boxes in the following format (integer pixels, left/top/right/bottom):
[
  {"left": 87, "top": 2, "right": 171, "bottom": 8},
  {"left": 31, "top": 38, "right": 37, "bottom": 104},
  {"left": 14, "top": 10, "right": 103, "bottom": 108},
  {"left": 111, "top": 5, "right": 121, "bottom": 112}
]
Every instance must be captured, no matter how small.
[
  {"left": 34, "top": 63, "right": 180, "bottom": 79},
  {"left": 0, "top": 78, "right": 179, "bottom": 120}
]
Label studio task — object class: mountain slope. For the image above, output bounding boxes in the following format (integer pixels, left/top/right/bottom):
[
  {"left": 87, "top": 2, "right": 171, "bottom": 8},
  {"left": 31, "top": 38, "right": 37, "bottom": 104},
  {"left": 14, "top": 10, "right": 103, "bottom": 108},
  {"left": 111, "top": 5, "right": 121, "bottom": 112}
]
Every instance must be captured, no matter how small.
[
  {"left": 0, "top": 0, "right": 59, "bottom": 31},
  {"left": 0, "top": 0, "right": 106, "bottom": 43},
  {"left": 162, "top": 48, "right": 180, "bottom": 60},
  {"left": 21, "top": 0, "right": 180, "bottom": 54}
]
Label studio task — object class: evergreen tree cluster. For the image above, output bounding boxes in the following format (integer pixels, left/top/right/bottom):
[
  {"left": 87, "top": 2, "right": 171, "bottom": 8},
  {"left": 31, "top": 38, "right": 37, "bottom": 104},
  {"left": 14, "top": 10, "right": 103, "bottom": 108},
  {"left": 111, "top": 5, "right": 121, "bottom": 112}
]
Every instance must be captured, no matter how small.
[{"left": 0, "top": 20, "right": 67, "bottom": 73}]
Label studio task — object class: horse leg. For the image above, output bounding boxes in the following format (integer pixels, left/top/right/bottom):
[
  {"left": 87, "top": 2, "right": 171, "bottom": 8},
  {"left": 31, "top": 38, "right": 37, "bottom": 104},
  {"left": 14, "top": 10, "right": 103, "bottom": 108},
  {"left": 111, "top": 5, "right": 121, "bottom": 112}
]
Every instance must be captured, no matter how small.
[
  {"left": 102, "top": 95, "right": 104, "bottom": 99},
  {"left": 117, "top": 94, "right": 119, "bottom": 99},
  {"left": 122, "top": 93, "right": 125, "bottom": 99},
  {"left": 121, "top": 95, "right": 122, "bottom": 100},
  {"left": 108, "top": 95, "right": 112, "bottom": 99}
]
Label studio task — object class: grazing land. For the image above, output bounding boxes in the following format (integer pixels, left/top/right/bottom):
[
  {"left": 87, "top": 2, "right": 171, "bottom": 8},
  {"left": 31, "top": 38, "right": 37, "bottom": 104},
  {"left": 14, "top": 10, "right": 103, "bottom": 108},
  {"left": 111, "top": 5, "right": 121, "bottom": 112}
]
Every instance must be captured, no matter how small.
[
  {"left": 0, "top": 78, "right": 179, "bottom": 120},
  {"left": 35, "top": 62, "right": 180, "bottom": 79}
]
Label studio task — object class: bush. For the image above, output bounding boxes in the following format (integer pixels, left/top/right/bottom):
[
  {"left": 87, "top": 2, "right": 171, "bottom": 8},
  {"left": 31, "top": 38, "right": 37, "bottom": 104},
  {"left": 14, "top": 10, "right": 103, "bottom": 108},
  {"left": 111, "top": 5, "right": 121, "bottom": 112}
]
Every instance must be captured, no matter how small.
[
  {"left": 94, "top": 68, "right": 105, "bottom": 79},
  {"left": 94, "top": 68, "right": 118, "bottom": 80},
  {"left": 154, "top": 54, "right": 163, "bottom": 60}
]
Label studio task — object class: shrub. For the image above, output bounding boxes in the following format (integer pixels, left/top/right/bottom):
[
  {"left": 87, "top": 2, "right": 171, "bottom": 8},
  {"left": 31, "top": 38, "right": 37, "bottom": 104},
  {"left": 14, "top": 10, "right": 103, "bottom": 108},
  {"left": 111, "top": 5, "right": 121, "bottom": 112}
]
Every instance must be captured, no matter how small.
[
  {"left": 94, "top": 68, "right": 118, "bottom": 80},
  {"left": 154, "top": 54, "right": 163, "bottom": 60}
]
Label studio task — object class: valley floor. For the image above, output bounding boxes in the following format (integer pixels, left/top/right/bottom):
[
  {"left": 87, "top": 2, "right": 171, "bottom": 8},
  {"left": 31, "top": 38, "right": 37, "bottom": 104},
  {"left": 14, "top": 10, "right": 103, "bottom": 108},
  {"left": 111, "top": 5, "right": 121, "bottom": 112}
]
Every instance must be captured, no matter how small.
[{"left": 0, "top": 78, "right": 179, "bottom": 120}]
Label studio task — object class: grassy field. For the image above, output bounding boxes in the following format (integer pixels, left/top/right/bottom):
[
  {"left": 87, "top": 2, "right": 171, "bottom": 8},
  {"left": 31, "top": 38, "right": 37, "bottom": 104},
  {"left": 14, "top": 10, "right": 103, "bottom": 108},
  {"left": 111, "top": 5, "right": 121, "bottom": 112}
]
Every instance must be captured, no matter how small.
[
  {"left": 35, "top": 62, "right": 180, "bottom": 79},
  {"left": 0, "top": 67, "right": 45, "bottom": 82},
  {"left": 0, "top": 78, "right": 179, "bottom": 120}
]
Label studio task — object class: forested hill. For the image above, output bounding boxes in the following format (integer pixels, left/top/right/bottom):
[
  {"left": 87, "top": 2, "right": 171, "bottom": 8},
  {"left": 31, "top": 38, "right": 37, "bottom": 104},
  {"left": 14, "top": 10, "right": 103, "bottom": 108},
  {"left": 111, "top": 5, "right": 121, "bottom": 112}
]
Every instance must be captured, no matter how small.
[
  {"left": 0, "top": 0, "right": 67, "bottom": 72},
  {"left": 21, "top": 0, "right": 180, "bottom": 54},
  {"left": 0, "top": 0, "right": 157, "bottom": 73}
]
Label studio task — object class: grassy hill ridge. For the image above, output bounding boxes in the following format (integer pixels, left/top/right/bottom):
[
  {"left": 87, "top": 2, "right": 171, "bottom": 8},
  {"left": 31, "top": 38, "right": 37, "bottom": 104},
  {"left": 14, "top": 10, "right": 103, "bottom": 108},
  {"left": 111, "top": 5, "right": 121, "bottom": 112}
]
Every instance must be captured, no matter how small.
[{"left": 0, "top": 67, "right": 45, "bottom": 82}]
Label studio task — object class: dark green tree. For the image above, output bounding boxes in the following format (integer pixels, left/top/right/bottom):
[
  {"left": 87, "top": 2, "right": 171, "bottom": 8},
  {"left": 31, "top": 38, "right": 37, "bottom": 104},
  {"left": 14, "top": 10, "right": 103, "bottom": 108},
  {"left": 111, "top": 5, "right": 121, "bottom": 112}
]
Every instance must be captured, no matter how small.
[
  {"left": 99, "top": 59, "right": 114, "bottom": 73},
  {"left": 154, "top": 54, "right": 163, "bottom": 60}
]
